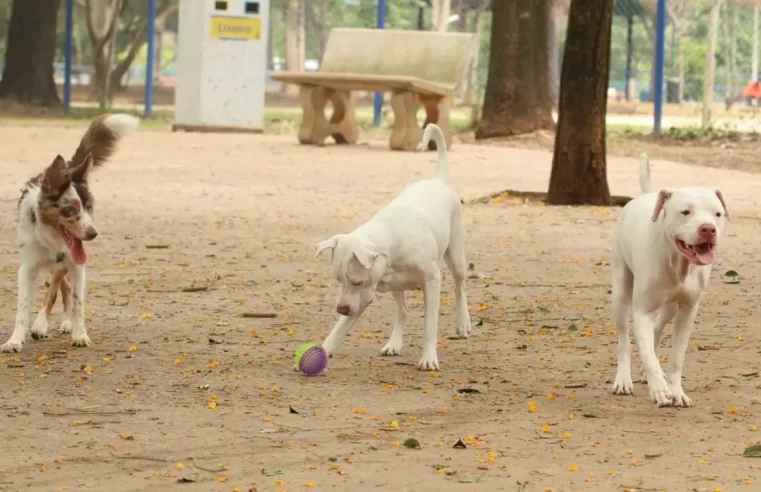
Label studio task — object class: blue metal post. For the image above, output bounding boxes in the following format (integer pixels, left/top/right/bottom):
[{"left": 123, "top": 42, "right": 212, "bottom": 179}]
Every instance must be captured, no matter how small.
[
  {"left": 144, "top": 0, "right": 158, "bottom": 117},
  {"left": 63, "top": 0, "right": 74, "bottom": 114},
  {"left": 373, "top": 0, "right": 386, "bottom": 127},
  {"left": 653, "top": 0, "right": 667, "bottom": 136}
]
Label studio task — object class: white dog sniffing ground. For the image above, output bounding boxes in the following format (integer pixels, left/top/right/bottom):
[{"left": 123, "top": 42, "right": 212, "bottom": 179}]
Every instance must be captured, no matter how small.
[
  {"left": 611, "top": 153, "right": 729, "bottom": 407},
  {"left": 313, "top": 123, "right": 472, "bottom": 371}
]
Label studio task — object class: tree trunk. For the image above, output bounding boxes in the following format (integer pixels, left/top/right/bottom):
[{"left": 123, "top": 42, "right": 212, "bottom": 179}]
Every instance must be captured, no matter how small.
[
  {"left": 432, "top": 0, "right": 451, "bottom": 32},
  {"left": 464, "top": 1, "right": 488, "bottom": 105},
  {"left": 702, "top": 0, "right": 723, "bottom": 128},
  {"left": 107, "top": 2, "right": 178, "bottom": 93},
  {"left": 548, "top": 1, "right": 560, "bottom": 105},
  {"left": 546, "top": 0, "right": 613, "bottom": 206},
  {"left": 0, "top": 0, "right": 61, "bottom": 105},
  {"left": 475, "top": 0, "right": 554, "bottom": 139},
  {"left": 456, "top": 0, "right": 468, "bottom": 32},
  {"left": 85, "top": 0, "right": 122, "bottom": 108},
  {"left": 754, "top": 5, "right": 760, "bottom": 82},
  {"left": 283, "top": 0, "right": 303, "bottom": 96}
]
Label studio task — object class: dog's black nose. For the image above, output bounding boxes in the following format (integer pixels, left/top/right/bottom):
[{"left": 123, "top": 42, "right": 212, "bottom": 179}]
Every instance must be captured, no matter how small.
[{"left": 84, "top": 227, "right": 98, "bottom": 241}]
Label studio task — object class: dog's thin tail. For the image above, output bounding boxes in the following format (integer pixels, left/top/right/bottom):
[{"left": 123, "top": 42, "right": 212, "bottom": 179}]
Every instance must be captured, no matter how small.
[
  {"left": 639, "top": 152, "right": 652, "bottom": 194},
  {"left": 70, "top": 113, "right": 140, "bottom": 169},
  {"left": 420, "top": 123, "right": 449, "bottom": 183}
]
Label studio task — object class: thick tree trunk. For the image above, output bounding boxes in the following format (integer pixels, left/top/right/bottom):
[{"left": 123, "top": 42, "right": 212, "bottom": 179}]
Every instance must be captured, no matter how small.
[
  {"left": 475, "top": 0, "right": 554, "bottom": 139},
  {"left": 546, "top": 0, "right": 613, "bottom": 206},
  {"left": 0, "top": 0, "right": 61, "bottom": 105}
]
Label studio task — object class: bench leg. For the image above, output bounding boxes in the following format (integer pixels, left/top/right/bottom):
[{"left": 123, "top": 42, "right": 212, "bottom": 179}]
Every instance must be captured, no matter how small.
[
  {"left": 298, "top": 85, "right": 318, "bottom": 144},
  {"left": 327, "top": 90, "right": 359, "bottom": 145},
  {"left": 307, "top": 88, "right": 358, "bottom": 146},
  {"left": 422, "top": 95, "right": 453, "bottom": 151},
  {"left": 389, "top": 91, "right": 423, "bottom": 151}
]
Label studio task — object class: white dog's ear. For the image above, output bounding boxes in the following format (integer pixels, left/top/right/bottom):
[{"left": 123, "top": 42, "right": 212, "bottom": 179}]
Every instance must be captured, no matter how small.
[
  {"left": 314, "top": 235, "right": 342, "bottom": 260},
  {"left": 352, "top": 246, "right": 378, "bottom": 269},
  {"left": 715, "top": 189, "right": 730, "bottom": 219},
  {"left": 651, "top": 189, "right": 673, "bottom": 222}
]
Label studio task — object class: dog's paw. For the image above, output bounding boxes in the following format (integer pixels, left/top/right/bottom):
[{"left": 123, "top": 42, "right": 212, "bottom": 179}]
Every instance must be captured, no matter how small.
[
  {"left": 455, "top": 316, "right": 472, "bottom": 339},
  {"left": 670, "top": 388, "right": 693, "bottom": 408},
  {"left": 59, "top": 319, "right": 72, "bottom": 334},
  {"left": 381, "top": 340, "right": 402, "bottom": 356},
  {"left": 71, "top": 333, "right": 91, "bottom": 348},
  {"left": 417, "top": 350, "right": 440, "bottom": 371},
  {"left": 647, "top": 376, "right": 674, "bottom": 406},
  {"left": 612, "top": 373, "right": 634, "bottom": 395},
  {"left": 0, "top": 339, "right": 23, "bottom": 353},
  {"left": 30, "top": 315, "right": 49, "bottom": 340}
]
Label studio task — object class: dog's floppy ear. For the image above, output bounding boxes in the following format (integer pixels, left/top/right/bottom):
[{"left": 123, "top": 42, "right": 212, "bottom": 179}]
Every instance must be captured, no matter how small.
[
  {"left": 314, "top": 235, "right": 342, "bottom": 260},
  {"left": 651, "top": 189, "right": 673, "bottom": 222},
  {"left": 42, "top": 155, "right": 71, "bottom": 195},
  {"left": 352, "top": 245, "right": 378, "bottom": 269},
  {"left": 70, "top": 153, "right": 94, "bottom": 183},
  {"left": 715, "top": 189, "right": 730, "bottom": 219}
]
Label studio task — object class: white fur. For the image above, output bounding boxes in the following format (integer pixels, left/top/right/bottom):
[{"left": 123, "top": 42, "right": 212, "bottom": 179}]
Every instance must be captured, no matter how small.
[
  {"left": 313, "top": 124, "right": 471, "bottom": 371},
  {"left": 610, "top": 154, "right": 729, "bottom": 407},
  {"left": 104, "top": 114, "right": 140, "bottom": 138}
]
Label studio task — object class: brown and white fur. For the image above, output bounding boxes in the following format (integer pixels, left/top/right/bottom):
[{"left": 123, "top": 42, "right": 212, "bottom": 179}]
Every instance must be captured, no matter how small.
[{"left": 0, "top": 114, "right": 139, "bottom": 353}]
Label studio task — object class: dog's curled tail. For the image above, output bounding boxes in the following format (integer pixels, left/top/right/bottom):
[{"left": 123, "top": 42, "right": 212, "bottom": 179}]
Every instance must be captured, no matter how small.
[
  {"left": 638, "top": 152, "right": 652, "bottom": 194},
  {"left": 70, "top": 113, "right": 140, "bottom": 169},
  {"left": 420, "top": 123, "right": 449, "bottom": 183}
]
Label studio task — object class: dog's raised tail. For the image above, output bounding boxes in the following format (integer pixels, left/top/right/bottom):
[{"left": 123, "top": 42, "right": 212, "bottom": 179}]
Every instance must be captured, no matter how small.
[
  {"left": 638, "top": 152, "right": 652, "bottom": 194},
  {"left": 420, "top": 123, "right": 449, "bottom": 183},
  {"left": 70, "top": 113, "right": 140, "bottom": 169}
]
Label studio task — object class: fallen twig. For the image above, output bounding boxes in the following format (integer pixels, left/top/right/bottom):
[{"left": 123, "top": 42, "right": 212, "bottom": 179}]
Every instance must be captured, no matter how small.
[
  {"left": 43, "top": 409, "right": 137, "bottom": 417},
  {"left": 241, "top": 312, "right": 277, "bottom": 319}
]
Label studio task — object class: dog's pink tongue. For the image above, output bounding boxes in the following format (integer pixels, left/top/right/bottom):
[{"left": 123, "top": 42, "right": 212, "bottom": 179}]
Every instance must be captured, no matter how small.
[
  {"left": 70, "top": 239, "right": 87, "bottom": 265},
  {"left": 695, "top": 246, "right": 714, "bottom": 265}
]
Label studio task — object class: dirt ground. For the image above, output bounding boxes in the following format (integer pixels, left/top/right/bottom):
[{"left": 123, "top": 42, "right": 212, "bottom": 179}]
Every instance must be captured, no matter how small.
[{"left": 1, "top": 123, "right": 761, "bottom": 492}]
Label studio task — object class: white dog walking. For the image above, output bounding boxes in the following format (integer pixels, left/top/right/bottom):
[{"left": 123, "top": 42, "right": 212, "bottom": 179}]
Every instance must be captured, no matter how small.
[
  {"left": 313, "top": 124, "right": 472, "bottom": 371},
  {"left": 611, "top": 153, "right": 729, "bottom": 407}
]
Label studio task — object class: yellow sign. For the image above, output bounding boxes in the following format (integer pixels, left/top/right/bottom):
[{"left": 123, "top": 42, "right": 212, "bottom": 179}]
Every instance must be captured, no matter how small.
[{"left": 209, "top": 16, "right": 261, "bottom": 41}]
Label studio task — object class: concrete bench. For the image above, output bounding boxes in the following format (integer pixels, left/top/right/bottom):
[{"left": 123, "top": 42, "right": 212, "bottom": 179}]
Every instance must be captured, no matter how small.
[{"left": 270, "top": 28, "right": 476, "bottom": 151}]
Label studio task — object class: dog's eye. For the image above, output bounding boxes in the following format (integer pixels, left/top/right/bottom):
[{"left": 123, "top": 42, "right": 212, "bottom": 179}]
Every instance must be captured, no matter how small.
[
  {"left": 680, "top": 210, "right": 690, "bottom": 216},
  {"left": 715, "top": 212, "right": 722, "bottom": 217},
  {"left": 351, "top": 281, "right": 362, "bottom": 287}
]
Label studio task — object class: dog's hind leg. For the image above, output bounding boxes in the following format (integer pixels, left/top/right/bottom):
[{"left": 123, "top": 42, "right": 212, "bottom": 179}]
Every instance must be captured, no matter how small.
[
  {"left": 444, "top": 213, "right": 472, "bottom": 339},
  {"left": 611, "top": 254, "right": 635, "bottom": 396},
  {"left": 58, "top": 273, "right": 73, "bottom": 334},
  {"left": 31, "top": 271, "right": 65, "bottom": 340},
  {"left": 381, "top": 290, "right": 406, "bottom": 356}
]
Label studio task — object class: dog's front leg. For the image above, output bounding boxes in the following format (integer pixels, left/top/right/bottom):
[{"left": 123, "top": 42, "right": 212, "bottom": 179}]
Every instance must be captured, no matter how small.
[
  {"left": 632, "top": 308, "right": 673, "bottom": 406},
  {"left": 381, "top": 290, "right": 406, "bottom": 356},
  {"left": 321, "top": 310, "right": 365, "bottom": 358},
  {"left": 665, "top": 302, "right": 699, "bottom": 407},
  {"left": 419, "top": 266, "right": 442, "bottom": 371},
  {"left": 1, "top": 262, "right": 39, "bottom": 353},
  {"left": 68, "top": 265, "right": 91, "bottom": 347}
]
